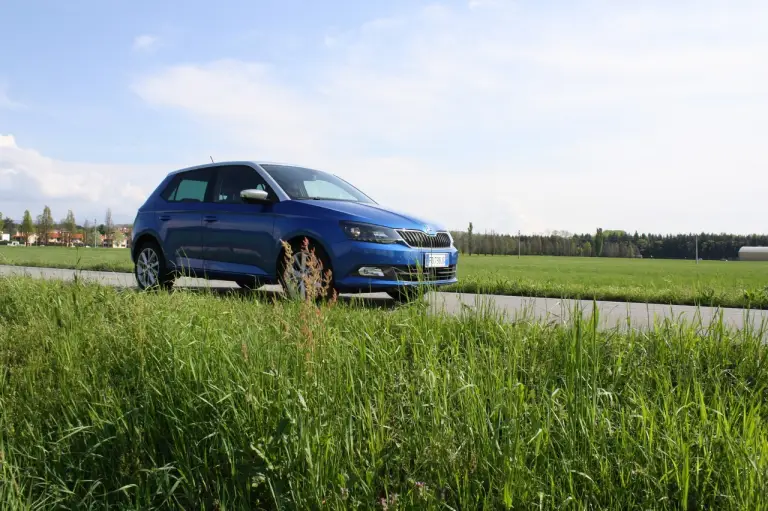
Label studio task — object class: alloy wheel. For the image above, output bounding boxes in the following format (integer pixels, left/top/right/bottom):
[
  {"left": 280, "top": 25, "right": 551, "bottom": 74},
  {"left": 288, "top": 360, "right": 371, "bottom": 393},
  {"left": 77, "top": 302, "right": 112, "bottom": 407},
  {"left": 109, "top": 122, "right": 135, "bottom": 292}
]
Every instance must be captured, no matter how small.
[
  {"left": 136, "top": 247, "right": 160, "bottom": 289},
  {"left": 285, "top": 251, "right": 322, "bottom": 300}
]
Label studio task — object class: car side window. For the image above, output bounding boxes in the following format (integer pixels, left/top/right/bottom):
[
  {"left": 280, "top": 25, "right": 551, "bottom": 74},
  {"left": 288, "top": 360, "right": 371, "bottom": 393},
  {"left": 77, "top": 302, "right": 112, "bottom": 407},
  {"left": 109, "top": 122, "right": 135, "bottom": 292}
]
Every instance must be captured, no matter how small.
[
  {"left": 213, "top": 165, "right": 272, "bottom": 204},
  {"left": 161, "top": 169, "right": 214, "bottom": 203}
]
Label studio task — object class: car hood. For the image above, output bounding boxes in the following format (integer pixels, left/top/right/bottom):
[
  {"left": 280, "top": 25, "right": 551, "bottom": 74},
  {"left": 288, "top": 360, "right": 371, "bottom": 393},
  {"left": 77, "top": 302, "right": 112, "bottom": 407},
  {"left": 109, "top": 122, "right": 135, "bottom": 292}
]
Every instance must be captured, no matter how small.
[{"left": 301, "top": 200, "right": 447, "bottom": 231}]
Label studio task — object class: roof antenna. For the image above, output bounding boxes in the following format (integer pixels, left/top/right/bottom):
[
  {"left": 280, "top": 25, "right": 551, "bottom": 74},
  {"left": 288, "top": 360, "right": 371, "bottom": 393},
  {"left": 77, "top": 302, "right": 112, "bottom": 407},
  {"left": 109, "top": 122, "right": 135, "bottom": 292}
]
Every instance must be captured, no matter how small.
[{"left": 210, "top": 156, "right": 215, "bottom": 163}]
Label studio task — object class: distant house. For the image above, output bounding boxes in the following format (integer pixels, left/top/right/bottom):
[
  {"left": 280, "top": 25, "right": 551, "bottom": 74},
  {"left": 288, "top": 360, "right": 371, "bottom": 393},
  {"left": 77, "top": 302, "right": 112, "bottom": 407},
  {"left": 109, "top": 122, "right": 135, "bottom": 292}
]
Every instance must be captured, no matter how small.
[
  {"left": 47, "top": 230, "right": 62, "bottom": 244},
  {"left": 12, "top": 232, "right": 37, "bottom": 245},
  {"left": 0, "top": 233, "right": 9, "bottom": 242},
  {"left": 738, "top": 246, "right": 768, "bottom": 261},
  {"left": 103, "top": 236, "right": 128, "bottom": 249}
]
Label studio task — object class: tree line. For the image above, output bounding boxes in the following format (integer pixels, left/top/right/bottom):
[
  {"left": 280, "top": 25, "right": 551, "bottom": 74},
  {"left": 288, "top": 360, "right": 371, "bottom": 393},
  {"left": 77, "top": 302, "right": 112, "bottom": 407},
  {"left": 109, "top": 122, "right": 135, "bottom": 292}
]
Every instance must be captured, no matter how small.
[
  {"left": 0, "top": 207, "right": 126, "bottom": 246},
  {"left": 451, "top": 225, "right": 768, "bottom": 260}
]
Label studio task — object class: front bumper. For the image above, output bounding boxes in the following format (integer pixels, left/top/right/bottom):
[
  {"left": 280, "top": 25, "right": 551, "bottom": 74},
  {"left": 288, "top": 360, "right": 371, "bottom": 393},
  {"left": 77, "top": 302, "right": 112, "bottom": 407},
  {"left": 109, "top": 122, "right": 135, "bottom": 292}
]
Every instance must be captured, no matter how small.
[{"left": 330, "top": 240, "right": 459, "bottom": 292}]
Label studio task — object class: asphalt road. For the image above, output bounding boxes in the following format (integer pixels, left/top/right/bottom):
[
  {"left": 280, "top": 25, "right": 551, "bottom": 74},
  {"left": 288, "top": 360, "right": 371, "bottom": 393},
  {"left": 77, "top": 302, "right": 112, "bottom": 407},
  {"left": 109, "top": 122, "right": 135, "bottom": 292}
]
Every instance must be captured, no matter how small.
[{"left": 2, "top": 264, "right": 767, "bottom": 333}]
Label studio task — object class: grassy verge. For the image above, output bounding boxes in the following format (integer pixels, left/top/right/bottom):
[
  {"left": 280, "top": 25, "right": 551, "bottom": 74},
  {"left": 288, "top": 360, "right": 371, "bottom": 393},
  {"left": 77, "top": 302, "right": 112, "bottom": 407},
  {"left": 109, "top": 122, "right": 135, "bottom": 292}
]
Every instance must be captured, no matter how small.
[
  {"left": 1, "top": 278, "right": 767, "bottom": 509},
  {"left": 447, "top": 256, "right": 768, "bottom": 310},
  {"left": 445, "top": 274, "right": 768, "bottom": 309},
  {"left": 2, "top": 247, "right": 768, "bottom": 308},
  {"left": 0, "top": 246, "right": 132, "bottom": 273}
]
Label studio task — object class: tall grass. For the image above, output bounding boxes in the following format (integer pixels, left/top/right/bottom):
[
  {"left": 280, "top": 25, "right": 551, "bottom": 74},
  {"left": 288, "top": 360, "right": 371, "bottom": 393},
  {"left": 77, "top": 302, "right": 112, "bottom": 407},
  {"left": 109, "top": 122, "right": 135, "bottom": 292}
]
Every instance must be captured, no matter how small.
[{"left": 1, "top": 277, "right": 767, "bottom": 509}]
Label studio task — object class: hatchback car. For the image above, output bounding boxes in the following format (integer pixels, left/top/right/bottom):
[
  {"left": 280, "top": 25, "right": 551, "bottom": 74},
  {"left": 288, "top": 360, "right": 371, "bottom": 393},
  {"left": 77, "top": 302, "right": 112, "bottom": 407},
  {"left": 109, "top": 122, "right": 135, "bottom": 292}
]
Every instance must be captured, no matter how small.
[{"left": 131, "top": 161, "right": 459, "bottom": 300}]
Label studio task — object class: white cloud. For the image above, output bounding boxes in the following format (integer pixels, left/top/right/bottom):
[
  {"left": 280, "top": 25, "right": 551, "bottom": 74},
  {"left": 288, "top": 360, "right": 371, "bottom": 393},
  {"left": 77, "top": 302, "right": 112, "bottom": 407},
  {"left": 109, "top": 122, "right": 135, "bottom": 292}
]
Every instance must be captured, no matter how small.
[
  {"left": 133, "top": 34, "right": 159, "bottom": 52},
  {"left": 130, "top": 0, "right": 768, "bottom": 234},
  {"left": 0, "top": 134, "right": 167, "bottom": 223},
  {"left": 7, "top": 1, "right": 765, "bottom": 234},
  {"left": 468, "top": 0, "right": 501, "bottom": 10}
]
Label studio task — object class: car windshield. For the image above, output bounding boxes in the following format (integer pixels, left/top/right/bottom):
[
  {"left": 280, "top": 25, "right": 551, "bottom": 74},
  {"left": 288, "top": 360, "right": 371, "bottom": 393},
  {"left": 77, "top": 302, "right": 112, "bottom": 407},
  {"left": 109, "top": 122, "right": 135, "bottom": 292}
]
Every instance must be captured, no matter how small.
[{"left": 260, "top": 164, "right": 375, "bottom": 203}]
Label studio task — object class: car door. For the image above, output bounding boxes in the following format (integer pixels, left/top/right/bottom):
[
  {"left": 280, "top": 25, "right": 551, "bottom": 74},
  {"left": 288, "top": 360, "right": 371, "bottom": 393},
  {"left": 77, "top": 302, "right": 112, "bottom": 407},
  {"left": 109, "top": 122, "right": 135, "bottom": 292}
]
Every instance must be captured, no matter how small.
[
  {"left": 155, "top": 167, "right": 215, "bottom": 276},
  {"left": 203, "top": 164, "right": 277, "bottom": 278}
]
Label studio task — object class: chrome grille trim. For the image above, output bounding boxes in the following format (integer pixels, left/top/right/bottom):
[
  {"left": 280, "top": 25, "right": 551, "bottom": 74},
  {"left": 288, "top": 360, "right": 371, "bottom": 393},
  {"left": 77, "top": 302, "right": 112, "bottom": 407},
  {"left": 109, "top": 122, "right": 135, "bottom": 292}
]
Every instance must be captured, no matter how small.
[{"left": 396, "top": 230, "right": 452, "bottom": 248}]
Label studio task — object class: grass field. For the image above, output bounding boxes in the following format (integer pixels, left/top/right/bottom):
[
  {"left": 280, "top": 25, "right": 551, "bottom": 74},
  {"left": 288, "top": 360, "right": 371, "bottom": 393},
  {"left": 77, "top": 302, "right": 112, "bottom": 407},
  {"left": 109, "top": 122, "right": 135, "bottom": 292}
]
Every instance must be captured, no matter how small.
[
  {"left": 451, "top": 255, "right": 768, "bottom": 309},
  {"left": 0, "top": 277, "right": 766, "bottom": 509},
  {"left": 2, "top": 246, "right": 768, "bottom": 308},
  {"left": 0, "top": 246, "right": 132, "bottom": 272}
]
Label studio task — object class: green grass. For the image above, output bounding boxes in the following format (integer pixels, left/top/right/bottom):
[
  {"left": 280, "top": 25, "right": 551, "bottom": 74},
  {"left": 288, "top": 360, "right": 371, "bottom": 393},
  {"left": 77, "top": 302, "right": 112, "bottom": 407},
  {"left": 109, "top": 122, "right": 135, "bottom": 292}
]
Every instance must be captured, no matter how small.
[
  {"left": 448, "top": 255, "right": 768, "bottom": 309},
  {"left": 1, "top": 277, "right": 767, "bottom": 509},
  {"left": 0, "top": 246, "right": 132, "bottom": 272},
  {"left": 2, "top": 247, "right": 768, "bottom": 308}
]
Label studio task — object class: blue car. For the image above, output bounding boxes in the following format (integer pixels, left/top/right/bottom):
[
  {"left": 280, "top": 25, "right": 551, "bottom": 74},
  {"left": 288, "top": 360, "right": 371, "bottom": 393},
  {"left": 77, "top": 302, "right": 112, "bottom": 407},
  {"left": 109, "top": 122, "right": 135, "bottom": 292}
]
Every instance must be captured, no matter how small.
[{"left": 131, "top": 161, "right": 458, "bottom": 300}]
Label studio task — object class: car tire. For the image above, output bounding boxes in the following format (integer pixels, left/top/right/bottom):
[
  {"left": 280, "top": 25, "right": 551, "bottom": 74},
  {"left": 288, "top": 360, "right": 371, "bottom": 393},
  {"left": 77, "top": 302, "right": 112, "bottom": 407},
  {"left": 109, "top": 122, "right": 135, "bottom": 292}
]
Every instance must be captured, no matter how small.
[
  {"left": 278, "top": 238, "right": 336, "bottom": 301},
  {"left": 134, "top": 240, "right": 173, "bottom": 291}
]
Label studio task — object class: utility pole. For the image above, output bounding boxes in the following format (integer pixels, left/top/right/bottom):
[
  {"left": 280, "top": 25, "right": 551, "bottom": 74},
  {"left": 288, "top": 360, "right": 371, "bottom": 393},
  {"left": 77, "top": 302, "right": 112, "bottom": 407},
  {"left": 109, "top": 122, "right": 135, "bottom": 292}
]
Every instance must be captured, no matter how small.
[
  {"left": 695, "top": 234, "right": 699, "bottom": 264},
  {"left": 93, "top": 218, "right": 98, "bottom": 248},
  {"left": 518, "top": 230, "right": 521, "bottom": 259}
]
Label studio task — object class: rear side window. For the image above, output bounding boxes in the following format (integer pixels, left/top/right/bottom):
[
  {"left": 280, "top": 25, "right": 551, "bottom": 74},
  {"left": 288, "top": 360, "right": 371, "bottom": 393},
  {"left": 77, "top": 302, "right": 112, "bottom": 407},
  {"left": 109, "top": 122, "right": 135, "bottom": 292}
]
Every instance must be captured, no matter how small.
[{"left": 161, "top": 168, "right": 214, "bottom": 202}]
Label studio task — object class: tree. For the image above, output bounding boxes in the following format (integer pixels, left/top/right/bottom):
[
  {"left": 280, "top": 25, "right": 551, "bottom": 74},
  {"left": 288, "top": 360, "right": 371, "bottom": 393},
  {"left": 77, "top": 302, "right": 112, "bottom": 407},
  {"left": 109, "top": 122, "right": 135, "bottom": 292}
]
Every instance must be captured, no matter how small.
[
  {"left": 104, "top": 208, "right": 114, "bottom": 238},
  {"left": 62, "top": 210, "right": 77, "bottom": 245},
  {"left": 21, "top": 210, "right": 34, "bottom": 244},
  {"left": 2, "top": 217, "right": 14, "bottom": 235},
  {"left": 83, "top": 219, "right": 100, "bottom": 247},
  {"left": 594, "top": 228, "right": 604, "bottom": 257},
  {"left": 83, "top": 220, "right": 92, "bottom": 245},
  {"left": 467, "top": 222, "right": 474, "bottom": 256},
  {"left": 36, "top": 206, "right": 54, "bottom": 245},
  {"left": 113, "top": 230, "right": 126, "bottom": 245}
]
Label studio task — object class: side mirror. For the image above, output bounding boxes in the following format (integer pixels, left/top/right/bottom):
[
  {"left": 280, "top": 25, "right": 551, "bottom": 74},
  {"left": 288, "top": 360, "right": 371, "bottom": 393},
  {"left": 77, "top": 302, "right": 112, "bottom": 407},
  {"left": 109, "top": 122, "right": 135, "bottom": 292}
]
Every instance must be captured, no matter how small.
[{"left": 241, "top": 189, "right": 271, "bottom": 204}]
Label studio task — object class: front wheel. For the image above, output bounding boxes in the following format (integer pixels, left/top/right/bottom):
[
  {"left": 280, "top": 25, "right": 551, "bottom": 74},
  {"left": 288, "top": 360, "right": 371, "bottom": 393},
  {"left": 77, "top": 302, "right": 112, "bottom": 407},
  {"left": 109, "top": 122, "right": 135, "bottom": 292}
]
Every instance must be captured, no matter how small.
[
  {"left": 134, "top": 241, "right": 173, "bottom": 290},
  {"left": 279, "top": 239, "right": 336, "bottom": 301}
]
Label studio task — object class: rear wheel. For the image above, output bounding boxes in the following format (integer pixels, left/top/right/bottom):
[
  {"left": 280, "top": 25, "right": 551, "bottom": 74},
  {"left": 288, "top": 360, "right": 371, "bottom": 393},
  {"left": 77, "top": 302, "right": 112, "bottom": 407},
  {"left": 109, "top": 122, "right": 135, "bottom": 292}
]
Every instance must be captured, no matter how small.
[{"left": 134, "top": 241, "right": 173, "bottom": 290}]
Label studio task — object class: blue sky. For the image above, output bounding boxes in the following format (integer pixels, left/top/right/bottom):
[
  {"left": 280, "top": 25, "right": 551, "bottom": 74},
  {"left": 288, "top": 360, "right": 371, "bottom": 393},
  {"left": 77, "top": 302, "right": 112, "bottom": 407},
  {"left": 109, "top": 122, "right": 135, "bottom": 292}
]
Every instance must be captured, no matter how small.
[{"left": 2, "top": 0, "right": 767, "bottom": 233}]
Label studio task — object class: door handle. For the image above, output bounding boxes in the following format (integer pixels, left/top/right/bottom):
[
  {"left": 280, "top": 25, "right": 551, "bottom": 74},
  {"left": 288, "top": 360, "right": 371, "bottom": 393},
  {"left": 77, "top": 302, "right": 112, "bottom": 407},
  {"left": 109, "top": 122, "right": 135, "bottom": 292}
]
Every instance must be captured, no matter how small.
[
  {"left": 203, "top": 215, "right": 218, "bottom": 223},
  {"left": 158, "top": 215, "right": 171, "bottom": 221}
]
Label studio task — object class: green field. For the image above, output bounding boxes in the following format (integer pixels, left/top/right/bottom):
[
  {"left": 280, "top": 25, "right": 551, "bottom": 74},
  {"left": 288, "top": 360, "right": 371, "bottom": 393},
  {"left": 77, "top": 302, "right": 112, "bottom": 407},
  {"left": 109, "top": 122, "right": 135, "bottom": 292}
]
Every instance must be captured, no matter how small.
[
  {"left": 0, "top": 246, "right": 132, "bottom": 272},
  {"left": 1, "top": 277, "right": 766, "bottom": 509},
  {"left": 451, "top": 255, "right": 768, "bottom": 308},
  {"left": 1, "top": 246, "right": 767, "bottom": 308}
]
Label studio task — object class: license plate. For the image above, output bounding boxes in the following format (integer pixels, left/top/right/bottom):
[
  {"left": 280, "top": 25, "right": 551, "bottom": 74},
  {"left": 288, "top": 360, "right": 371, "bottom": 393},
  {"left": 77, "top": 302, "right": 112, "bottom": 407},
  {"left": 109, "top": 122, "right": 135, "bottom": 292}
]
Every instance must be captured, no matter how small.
[{"left": 425, "top": 253, "right": 448, "bottom": 268}]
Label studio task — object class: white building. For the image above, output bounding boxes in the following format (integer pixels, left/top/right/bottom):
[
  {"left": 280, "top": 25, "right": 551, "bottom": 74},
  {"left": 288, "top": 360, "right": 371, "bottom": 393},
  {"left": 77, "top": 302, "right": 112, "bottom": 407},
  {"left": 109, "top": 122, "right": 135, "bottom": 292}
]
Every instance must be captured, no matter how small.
[
  {"left": 738, "top": 246, "right": 768, "bottom": 261},
  {"left": 0, "top": 233, "right": 9, "bottom": 242}
]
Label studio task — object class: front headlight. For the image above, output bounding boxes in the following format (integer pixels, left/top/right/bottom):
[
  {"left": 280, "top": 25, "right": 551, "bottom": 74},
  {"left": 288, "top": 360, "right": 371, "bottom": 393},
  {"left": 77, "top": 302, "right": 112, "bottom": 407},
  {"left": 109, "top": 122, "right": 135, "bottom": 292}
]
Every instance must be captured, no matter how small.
[{"left": 341, "top": 221, "right": 402, "bottom": 244}]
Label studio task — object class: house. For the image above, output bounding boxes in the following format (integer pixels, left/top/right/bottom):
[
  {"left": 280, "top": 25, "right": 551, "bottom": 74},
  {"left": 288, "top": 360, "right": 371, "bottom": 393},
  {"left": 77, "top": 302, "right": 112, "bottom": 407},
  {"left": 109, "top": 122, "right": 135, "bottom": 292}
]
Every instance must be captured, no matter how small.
[
  {"left": 46, "top": 230, "right": 62, "bottom": 244},
  {"left": 0, "top": 233, "right": 9, "bottom": 242},
  {"left": 13, "top": 232, "right": 37, "bottom": 245},
  {"left": 103, "top": 236, "right": 128, "bottom": 248}
]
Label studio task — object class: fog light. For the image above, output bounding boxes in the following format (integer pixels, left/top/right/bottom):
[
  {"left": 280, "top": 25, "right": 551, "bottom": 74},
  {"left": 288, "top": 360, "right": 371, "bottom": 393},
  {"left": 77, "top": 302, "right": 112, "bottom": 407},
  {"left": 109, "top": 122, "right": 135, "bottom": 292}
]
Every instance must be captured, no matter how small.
[{"left": 358, "top": 266, "right": 385, "bottom": 277}]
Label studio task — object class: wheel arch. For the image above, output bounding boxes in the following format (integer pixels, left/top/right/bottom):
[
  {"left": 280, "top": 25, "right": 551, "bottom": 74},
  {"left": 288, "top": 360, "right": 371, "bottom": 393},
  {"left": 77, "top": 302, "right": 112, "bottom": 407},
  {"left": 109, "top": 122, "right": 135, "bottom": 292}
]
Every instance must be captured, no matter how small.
[
  {"left": 132, "top": 232, "right": 163, "bottom": 262},
  {"left": 275, "top": 233, "right": 334, "bottom": 275}
]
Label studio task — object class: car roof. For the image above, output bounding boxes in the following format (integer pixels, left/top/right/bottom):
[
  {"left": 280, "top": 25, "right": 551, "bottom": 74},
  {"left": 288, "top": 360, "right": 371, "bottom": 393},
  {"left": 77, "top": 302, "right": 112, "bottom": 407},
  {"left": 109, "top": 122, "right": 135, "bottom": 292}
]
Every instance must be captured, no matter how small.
[{"left": 165, "top": 160, "right": 314, "bottom": 177}]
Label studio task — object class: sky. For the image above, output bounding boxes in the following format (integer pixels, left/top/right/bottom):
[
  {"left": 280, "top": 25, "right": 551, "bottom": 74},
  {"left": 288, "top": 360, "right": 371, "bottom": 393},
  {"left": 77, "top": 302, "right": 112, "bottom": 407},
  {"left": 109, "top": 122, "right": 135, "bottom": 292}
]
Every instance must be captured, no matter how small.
[{"left": 1, "top": 0, "right": 767, "bottom": 234}]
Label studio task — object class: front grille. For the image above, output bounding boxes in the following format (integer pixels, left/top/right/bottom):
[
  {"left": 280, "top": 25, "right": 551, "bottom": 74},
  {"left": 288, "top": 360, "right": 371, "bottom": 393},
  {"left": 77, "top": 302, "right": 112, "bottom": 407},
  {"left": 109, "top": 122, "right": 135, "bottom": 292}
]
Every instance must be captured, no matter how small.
[
  {"left": 397, "top": 230, "right": 452, "bottom": 248},
  {"left": 393, "top": 265, "right": 457, "bottom": 282}
]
